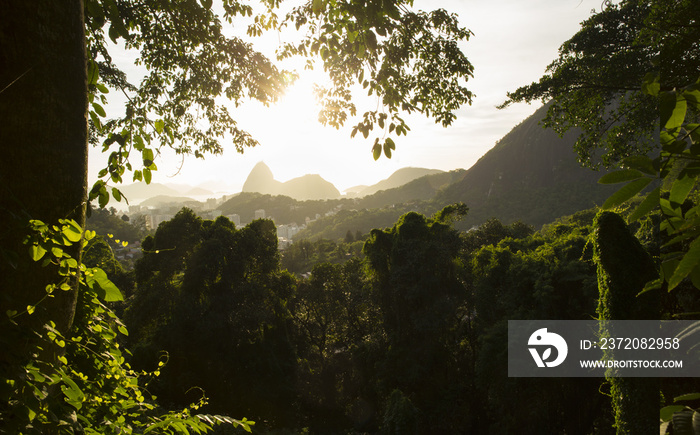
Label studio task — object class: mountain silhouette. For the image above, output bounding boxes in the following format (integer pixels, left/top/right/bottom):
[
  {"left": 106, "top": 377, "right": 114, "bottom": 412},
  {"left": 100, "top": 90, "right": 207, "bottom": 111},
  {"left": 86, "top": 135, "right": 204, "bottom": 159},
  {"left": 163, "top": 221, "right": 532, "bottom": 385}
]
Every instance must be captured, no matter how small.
[{"left": 241, "top": 162, "right": 341, "bottom": 200}]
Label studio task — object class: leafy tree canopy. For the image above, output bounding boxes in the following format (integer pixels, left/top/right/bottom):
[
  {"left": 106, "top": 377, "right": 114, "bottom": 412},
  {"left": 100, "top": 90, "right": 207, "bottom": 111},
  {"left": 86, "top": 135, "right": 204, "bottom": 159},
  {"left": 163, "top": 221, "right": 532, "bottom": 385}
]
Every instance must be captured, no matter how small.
[
  {"left": 86, "top": 0, "right": 474, "bottom": 205},
  {"left": 500, "top": 0, "right": 699, "bottom": 168}
]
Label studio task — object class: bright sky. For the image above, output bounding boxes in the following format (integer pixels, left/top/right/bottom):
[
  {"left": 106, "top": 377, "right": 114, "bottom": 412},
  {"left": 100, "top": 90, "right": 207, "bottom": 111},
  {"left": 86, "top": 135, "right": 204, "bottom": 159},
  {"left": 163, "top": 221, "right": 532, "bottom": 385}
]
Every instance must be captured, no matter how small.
[{"left": 89, "top": 0, "right": 603, "bottom": 196}]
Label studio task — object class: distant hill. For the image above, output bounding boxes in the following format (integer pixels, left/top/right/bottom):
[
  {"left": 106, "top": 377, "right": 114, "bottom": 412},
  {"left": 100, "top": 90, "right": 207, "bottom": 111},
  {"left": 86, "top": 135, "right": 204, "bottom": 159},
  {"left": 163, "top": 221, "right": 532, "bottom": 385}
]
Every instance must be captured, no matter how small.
[
  {"left": 218, "top": 192, "right": 347, "bottom": 225},
  {"left": 344, "top": 185, "right": 368, "bottom": 196},
  {"left": 194, "top": 104, "right": 622, "bottom": 240},
  {"left": 184, "top": 187, "right": 214, "bottom": 197},
  {"left": 354, "top": 167, "right": 444, "bottom": 197},
  {"left": 140, "top": 195, "right": 201, "bottom": 208},
  {"left": 242, "top": 162, "right": 341, "bottom": 200},
  {"left": 357, "top": 170, "right": 465, "bottom": 210},
  {"left": 119, "top": 183, "right": 181, "bottom": 203},
  {"left": 294, "top": 104, "right": 618, "bottom": 240},
  {"left": 435, "top": 103, "right": 617, "bottom": 229}
]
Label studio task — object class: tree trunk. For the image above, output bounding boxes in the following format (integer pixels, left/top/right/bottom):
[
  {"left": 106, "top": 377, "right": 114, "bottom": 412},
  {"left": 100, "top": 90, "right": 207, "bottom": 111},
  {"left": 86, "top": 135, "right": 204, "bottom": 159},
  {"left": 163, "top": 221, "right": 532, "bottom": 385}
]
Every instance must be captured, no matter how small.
[{"left": 0, "top": 1, "right": 88, "bottom": 341}]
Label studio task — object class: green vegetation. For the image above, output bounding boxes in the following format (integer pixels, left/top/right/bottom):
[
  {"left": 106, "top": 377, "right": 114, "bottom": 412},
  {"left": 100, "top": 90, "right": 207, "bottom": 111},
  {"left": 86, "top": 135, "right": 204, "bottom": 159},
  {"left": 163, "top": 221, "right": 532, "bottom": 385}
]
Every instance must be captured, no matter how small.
[
  {"left": 100, "top": 203, "right": 696, "bottom": 433},
  {"left": 1, "top": 0, "right": 477, "bottom": 432},
  {"left": 594, "top": 212, "right": 658, "bottom": 433},
  {"left": 2, "top": 0, "right": 698, "bottom": 433}
]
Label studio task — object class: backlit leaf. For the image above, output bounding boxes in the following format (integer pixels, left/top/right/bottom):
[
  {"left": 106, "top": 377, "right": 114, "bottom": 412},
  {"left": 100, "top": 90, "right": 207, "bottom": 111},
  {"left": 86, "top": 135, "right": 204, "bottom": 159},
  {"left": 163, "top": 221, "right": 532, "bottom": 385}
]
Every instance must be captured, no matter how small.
[
  {"left": 669, "top": 236, "right": 700, "bottom": 291},
  {"left": 87, "top": 268, "right": 124, "bottom": 302},
  {"left": 29, "top": 245, "right": 47, "bottom": 262},
  {"left": 670, "top": 175, "right": 695, "bottom": 205},
  {"left": 602, "top": 178, "right": 652, "bottom": 210},
  {"left": 598, "top": 169, "right": 643, "bottom": 184},
  {"left": 661, "top": 91, "right": 687, "bottom": 130},
  {"left": 627, "top": 187, "right": 660, "bottom": 222},
  {"left": 372, "top": 143, "right": 381, "bottom": 161},
  {"left": 154, "top": 119, "right": 165, "bottom": 134},
  {"left": 92, "top": 103, "right": 106, "bottom": 117},
  {"left": 661, "top": 405, "right": 686, "bottom": 422}
]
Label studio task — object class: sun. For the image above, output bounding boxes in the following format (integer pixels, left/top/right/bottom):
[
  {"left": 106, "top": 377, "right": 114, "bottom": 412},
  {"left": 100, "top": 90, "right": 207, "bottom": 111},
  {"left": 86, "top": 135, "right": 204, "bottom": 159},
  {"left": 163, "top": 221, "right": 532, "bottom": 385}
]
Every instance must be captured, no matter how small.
[{"left": 273, "top": 76, "right": 324, "bottom": 125}]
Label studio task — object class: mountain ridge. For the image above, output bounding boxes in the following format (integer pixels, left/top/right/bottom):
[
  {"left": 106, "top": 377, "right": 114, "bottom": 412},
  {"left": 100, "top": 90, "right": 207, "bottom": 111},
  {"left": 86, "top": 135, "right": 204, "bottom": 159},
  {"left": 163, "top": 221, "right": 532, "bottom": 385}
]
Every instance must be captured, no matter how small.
[{"left": 242, "top": 161, "right": 342, "bottom": 200}]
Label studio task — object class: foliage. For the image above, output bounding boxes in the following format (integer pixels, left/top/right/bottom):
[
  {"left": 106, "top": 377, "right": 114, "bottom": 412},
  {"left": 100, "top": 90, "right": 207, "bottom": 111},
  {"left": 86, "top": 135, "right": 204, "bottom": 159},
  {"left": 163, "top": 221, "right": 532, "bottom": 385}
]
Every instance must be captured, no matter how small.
[
  {"left": 593, "top": 211, "right": 659, "bottom": 434},
  {"left": 500, "top": 0, "right": 660, "bottom": 168},
  {"left": 363, "top": 208, "right": 467, "bottom": 432},
  {"left": 86, "top": 205, "right": 147, "bottom": 246},
  {"left": 279, "top": 0, "right": 473, "bottom": 160},
  {"left": 281, "top": 237, "right": 364, "bottom": 275},
  {"left": 1, "top": 218, "right": 252, "bottom": 434},
  {"left": 84, "top": 0, "right": 475, "bottom": 206},
  {"left": 380, "top": 390, "right": 417, "bottom": 435},
  {"left": 126, "top": 212, "right": 297, "bottom": 430},
  {"left": 292, "top": 259, "right": 381, "bottom": 433},
  {"left": 502, "top": 3, "right": 700, "bottom": 431},
  {"left": 82, "top": 235, "right": 136, "bottom": 300},
  {"left": 467, "top": 214, "right": 609, "bottom": 433}
]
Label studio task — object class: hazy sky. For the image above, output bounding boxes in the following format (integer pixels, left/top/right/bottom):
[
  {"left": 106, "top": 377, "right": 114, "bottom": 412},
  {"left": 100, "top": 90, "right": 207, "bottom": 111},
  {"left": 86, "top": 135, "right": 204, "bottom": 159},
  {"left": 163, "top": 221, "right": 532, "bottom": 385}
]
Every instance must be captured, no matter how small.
[{"left": 89, "top": 0, "right": 603, "bottom": 195}]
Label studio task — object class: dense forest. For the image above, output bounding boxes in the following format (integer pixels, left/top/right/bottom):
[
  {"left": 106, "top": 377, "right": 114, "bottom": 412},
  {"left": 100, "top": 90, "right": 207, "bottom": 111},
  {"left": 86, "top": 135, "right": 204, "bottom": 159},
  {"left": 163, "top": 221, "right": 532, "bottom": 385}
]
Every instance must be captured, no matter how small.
[
  {"left": 2, "top": 0, "right": 700, "bottom": 434},
  {"left": 77, "top": 203, "right": 699, "bottom": 433}
]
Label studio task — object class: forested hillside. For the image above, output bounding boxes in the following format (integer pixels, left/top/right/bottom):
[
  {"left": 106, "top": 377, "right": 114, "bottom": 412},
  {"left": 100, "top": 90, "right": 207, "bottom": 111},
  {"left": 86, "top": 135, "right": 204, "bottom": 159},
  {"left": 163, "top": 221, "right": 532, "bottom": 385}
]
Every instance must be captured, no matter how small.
[
  {"left": 290, "top": 103, "right": 617, "bottom": 240},
  {"left": 437, "top": 103, "right": 618, "bottom": 229}
]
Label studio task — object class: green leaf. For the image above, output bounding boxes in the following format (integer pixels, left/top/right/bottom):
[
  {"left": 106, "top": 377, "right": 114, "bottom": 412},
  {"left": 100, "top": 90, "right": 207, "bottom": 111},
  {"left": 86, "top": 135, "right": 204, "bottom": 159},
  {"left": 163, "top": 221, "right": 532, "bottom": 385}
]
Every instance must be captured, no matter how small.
[
  {"left": 312, "top": 0, "right": 323, "bottom": 14},
  {"left": 142, "top": 148, "right": 154, "bottom": 165},
  {"left": 641, "top": 72, "right": 659, "bottom": 96},
  {"left": 87, "top": 60, "right": 99, "bottom": 86},
  {"left": 660, "top": 198, "right": 683, "bottom": 218},
  {"left": 661, "top": 91, "right": 687, "bottom": 130},
  {"left": 627, "top": 187, "right": 660, "bottom": 222},
  {"left": 98, "top": 186, "right": 109, "bottom": 208},
  {"left": 664, "top": 139, "right": 688, "bottom": 154},
  {"left": 90, "top": 111, "right": 103, "bottom": 132},
  {"left": 598, "top": 169, "right": 643, "bottom": 184},
  {"left": 601, "top": 178, "right": 653, "bottom": 210},
  {"left": 675, "top": 393, "right": 700, "bottom": 402},
  {"left": 29, "top": 245, "right": 47, "bottom": 262},
  {"left": 372, "top": 143, "right": 381, "bottom": 161},
  {"left": 154, "top": 119, "right": 165, "bottom": 134},
  {"left": 637, "top": 278, "right": 662, "bottom": 296},
  {"left": 684, "top": 89, "right": 700, "bottom": 110},
  {"left": 670, "top": 175, "right": 695, "bottom": 205},
  {"left": 61, "top": 374, "right": 85, "bottom": 410},
  {"left": 143, "top": 167, "right": 152, "bottom": 184},
  {"left": 88, "top": 268, "right": 123, "bottom": 302},
  {"left": 112, "top": 187, "right": 122, "bottom": 203},
  {"left": 383, "top": 138, "right": 395, "bottom": 159},
  {"left": 661, "top": 405, "right": 686, "bottom": 422},
  {"left": 62, "top": 226, "right": 82, "bottom": 243},
  {"left": 669, "top": 236, "right": 700, "bottom": 291},
  {"left": 200, "top": 0, "right": 212, "bottom": 8},
  {"left": 92, "top": 103, "right": 106, "bottom": 117}
]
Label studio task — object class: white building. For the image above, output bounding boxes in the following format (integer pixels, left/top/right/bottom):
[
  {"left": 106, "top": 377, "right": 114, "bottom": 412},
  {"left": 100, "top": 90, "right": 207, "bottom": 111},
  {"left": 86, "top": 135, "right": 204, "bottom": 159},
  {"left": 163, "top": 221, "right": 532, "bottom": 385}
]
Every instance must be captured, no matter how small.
[{"left": 227, "top": 214, "right": 241, "bottom": 227}]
